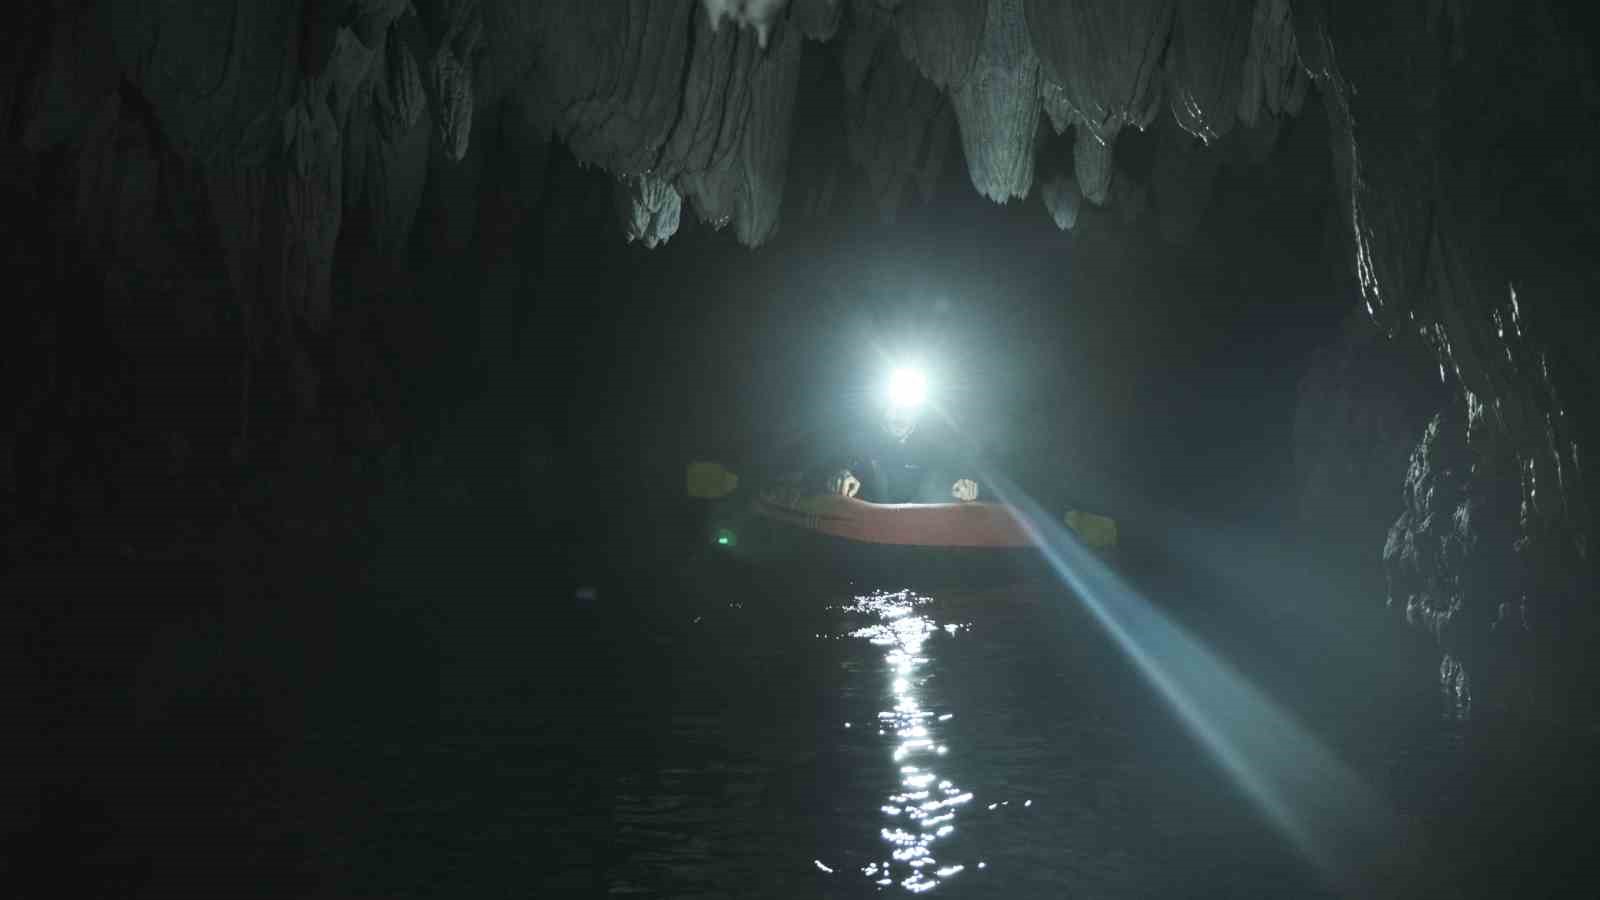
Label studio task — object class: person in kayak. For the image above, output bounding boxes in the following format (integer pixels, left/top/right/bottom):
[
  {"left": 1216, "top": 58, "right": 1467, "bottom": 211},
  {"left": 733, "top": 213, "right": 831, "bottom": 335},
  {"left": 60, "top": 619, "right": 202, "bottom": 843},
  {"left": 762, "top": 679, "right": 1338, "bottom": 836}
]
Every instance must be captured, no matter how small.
[{"left": 824, "top": 380, "right": 980, "bottom": 503}]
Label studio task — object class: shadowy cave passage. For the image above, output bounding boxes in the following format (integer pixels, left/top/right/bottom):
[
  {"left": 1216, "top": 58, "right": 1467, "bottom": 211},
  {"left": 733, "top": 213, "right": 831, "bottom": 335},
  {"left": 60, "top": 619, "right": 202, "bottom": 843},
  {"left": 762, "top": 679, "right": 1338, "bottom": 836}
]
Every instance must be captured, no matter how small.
[{"left": 5, "top": 2, "right": 1598, "bottom": 897}]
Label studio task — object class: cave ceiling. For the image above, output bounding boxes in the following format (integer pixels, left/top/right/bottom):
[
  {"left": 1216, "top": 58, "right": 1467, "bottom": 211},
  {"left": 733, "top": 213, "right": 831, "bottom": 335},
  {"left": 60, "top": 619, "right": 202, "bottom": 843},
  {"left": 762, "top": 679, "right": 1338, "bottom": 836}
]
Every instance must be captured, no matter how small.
[{"left": 5, "top": 0, "right": 1595, "bottom": 563}]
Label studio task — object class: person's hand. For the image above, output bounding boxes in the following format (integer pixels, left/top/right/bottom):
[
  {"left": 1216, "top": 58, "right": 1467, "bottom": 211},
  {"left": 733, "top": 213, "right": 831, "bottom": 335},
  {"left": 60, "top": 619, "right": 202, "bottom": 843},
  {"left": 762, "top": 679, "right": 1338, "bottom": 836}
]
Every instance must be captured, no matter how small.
[
  {"left": 828, "top": 469, "right": 861, "bottom": 498},
  {"left": 951, "top": 478, "right": 978, "bottom": 502}
]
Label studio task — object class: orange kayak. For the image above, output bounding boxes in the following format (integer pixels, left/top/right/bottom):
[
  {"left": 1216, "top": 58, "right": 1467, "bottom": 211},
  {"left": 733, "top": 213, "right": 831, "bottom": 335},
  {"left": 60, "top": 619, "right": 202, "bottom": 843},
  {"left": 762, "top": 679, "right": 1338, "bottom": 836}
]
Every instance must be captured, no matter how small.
[{"left": 753, "top": 491, "right": 1034, "bottom": 548}]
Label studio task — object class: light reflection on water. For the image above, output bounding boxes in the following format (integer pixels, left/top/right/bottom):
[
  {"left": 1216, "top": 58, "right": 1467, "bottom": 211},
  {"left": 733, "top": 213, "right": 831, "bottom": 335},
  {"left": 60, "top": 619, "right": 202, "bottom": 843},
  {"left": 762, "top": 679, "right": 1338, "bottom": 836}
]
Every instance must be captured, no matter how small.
[{"left": 843, "top": 589, "right": 974, "bottom": 893}]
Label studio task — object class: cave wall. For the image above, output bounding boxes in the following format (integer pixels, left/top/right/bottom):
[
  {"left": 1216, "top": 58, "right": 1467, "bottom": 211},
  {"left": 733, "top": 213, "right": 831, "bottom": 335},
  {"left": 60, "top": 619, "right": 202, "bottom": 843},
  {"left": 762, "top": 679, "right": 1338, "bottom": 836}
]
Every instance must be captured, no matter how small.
[
  {"left": 1292, "top": 0, "right": 1599, "bottom": 715},
  {"left": 2, "top": 0, "right": 1596, "bottom": 712}
]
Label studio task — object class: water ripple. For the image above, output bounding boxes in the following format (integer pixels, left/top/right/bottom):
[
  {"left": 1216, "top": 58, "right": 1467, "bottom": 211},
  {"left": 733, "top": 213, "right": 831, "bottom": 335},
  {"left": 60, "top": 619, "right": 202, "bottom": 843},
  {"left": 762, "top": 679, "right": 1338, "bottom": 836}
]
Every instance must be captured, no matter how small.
[{"left": 843, "top": 589, "right": 974, "bottom": 893}]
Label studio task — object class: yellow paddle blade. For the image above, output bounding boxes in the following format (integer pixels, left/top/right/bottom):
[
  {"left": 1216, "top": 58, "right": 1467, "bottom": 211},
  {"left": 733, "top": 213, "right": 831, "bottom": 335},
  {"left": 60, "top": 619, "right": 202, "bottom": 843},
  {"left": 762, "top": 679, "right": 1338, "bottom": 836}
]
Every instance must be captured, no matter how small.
[
  {"left": 686, "top": 461, "right": 739, "bottom": 499},
  {"left": 1064, "top": 509, "right": 1118, "bottom": 550}
]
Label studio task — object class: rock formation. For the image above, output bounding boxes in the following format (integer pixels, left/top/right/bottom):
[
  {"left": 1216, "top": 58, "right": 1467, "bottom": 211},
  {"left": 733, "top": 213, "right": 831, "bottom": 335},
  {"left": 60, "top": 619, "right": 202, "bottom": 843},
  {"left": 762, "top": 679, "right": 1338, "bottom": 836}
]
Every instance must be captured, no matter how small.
[
  {"left": 2, "top": 0, "right": 1594, "bottom": 713},
  {"left": 1295, "top": 0, "right": 1597, "bottom": 713}
]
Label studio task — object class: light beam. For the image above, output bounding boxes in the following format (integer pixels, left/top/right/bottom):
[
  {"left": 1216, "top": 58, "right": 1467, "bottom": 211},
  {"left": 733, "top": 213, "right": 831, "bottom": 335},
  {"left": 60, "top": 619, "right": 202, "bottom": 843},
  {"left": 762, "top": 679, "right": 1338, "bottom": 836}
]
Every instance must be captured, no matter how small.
[{"left": 979, "top": 468, "right": 1404, "bottom": 889}]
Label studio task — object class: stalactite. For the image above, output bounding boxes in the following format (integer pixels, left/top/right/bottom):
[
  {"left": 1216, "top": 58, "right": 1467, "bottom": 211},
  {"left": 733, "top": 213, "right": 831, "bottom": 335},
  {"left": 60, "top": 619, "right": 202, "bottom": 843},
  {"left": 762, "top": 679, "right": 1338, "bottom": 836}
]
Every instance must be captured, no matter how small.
[
  {"left": 843, "top": 15, "right": 949, "bottom": 222},
  {"left": 1167, "top": 0, "right": 1253, "bottom": 144},
  {"left": 1024, "top": 0, "right": 1173, "bottom": 211},
  {"left": 1074, "top": 127, "right": 1114, "bottom": 206},
  {"left": 376, "top": 26, "right": 428, "bottom": 142},
  {"left": 528, "top": 0, "right": 696, "bottom": 175},
  {"left": 615, "top": 173, "right": 683, "bottom": 248},
  {"left": 790, "top": 0, "right": 843, "bottom": 41},
  {"left": 418, "top": 1, "right": 485, "bottom": 162},
  {"left": 1040, "top": 173, "right": 1081, "bottom": 231},
  {"left": 1039, "top": 77, "right": 1082, "bottom": 136},
  {"left": 895, "top": 0, "right": 984, "bottom": 90},
  {"left": 343, "top": 28, "right": 431, "bottom": 259},
  {"left": 1237, "top": 0, "right": 1305, "bottom": 127},
  {"left": 680, "top": 17, "right": 804, "bottom": 246},
  {"left": 701, "top": 0, "right": 791, "bottom": 49},
  {"left": 659, "top": 4, "right": 762, "bottom": 179},
  {"left": 106, "top": 0, "right": 303, "bottom": 164},
  {"left": 949, "top": 0, "right": 1042, "bottom": 203},
  {"left": 1024, "top": 0, "right": 1173, "bottom": 143}
]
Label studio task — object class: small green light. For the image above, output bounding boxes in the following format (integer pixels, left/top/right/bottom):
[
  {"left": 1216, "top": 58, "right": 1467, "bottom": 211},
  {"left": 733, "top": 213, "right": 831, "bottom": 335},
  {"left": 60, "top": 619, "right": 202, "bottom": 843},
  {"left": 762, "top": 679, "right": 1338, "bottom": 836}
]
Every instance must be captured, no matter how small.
[{"left": 714, "top": 528, "right": 736, "bottom": 547}]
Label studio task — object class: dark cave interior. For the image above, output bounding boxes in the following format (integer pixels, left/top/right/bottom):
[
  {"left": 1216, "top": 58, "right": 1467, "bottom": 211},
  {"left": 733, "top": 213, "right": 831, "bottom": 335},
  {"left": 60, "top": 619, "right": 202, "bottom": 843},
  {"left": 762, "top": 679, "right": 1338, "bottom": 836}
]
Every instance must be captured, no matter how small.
[{"left": 5, "top": 1, "right": 1598, "bottom": 896}]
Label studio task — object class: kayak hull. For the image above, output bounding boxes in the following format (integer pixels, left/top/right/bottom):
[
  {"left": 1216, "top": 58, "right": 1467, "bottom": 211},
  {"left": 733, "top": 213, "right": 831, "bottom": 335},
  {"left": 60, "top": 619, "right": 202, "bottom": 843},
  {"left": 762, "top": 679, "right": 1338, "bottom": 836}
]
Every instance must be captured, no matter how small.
[
  {"left": 722, "top": 510, "right": 1042, "bottom": 593},
  {"left": 753, "top": 492, "right": 1034, "bottom": 548}
]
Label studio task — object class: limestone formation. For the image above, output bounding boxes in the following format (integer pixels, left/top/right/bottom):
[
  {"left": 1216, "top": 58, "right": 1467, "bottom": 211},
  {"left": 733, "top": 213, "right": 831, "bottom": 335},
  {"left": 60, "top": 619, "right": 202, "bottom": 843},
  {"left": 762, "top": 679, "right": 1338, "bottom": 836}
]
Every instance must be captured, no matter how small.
[
  {"left": 2, "top": 0, "right": 1594, "bottom": 712},
  {"left": 1040, "top": 174, "right": 1081, "bottom": 231},
  {"left": 701, "top": 0, "right": 792, "bottom": 49},
  {"left": 615, "top": 173, "right": 683, "bottom": 248},
  {"left": 949, "top": 0, "right": 1042, "bottom": 202},
  {"left": 1237, "top": 0, "right": 1305, "bottom": 127},
  {"left": 1167, "top": 0, "right": 1253, "bottom": 143},
  {"left": 896, "top": 0, "right": 984, "bottom": 90},
  {"left": 1025, "top": 0, "right": 1174, "bottom": 144},
  {"left": 842, "top": 19, "right": 951, "bottom": 222}
]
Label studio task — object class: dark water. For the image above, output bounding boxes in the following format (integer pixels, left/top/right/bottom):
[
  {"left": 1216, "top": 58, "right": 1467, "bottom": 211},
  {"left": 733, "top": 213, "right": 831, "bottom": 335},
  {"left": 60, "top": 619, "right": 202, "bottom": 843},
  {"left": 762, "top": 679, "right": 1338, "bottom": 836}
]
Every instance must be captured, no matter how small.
[
  {"left": 317, "top": 536, "right": 1594, "bottom": 899},
  {"left": 517, "top": 572, "right": 1338, "bottom": 898},
  {"left": 18, "top": 513, "right": 1598, "bottom": 898}
]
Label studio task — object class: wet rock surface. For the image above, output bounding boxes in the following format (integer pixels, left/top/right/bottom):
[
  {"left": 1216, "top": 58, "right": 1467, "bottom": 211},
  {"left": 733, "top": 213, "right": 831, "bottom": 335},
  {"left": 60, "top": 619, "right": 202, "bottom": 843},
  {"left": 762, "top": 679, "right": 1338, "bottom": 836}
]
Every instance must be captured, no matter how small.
[
  {"left": 1295, "top": 311, "right": 1442, "bottom": 563},
  {"left": 1289, "top": 1, "right": 1599, "bottom": 709}
]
